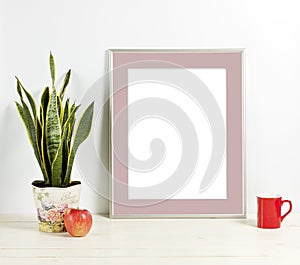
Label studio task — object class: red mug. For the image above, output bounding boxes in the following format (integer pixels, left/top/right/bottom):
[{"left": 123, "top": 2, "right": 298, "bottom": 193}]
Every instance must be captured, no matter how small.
[{"left": 257, "top": 194, "right": 292, "bottom": 229}]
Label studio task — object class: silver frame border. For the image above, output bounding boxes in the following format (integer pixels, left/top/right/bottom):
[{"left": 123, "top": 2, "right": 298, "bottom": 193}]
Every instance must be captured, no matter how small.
[{"left": 108, "top": 49, "right": 246, "bottom": 219}]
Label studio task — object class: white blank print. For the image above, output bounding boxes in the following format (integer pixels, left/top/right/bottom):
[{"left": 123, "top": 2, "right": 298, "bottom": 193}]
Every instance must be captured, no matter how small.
[{"left": 127, "top": 68, "right": 227, "bottom": 200}]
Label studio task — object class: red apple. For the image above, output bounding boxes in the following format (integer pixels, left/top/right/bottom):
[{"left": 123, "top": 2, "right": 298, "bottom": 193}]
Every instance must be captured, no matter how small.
[{"left": 63, "top": 208, "right": 93, "bottom": 237}]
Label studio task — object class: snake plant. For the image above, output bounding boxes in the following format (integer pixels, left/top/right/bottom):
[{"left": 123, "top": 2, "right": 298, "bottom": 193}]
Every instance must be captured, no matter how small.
[{"left": 15, "top": 52, "right": 94, "bottom": 187}]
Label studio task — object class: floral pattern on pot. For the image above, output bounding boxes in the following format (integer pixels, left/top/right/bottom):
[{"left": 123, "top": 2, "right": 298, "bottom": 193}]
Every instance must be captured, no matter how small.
[{"left": 32, "top": 182, "right": 81, "bottom": 233}]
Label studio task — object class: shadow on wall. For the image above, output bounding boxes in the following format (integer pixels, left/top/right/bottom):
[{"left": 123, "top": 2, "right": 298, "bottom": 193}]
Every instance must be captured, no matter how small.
[
  {"left": 75, "top": 74, "right": 110, "bottom": 205},
  {"left": 0, "top": 103, "right": 41, "bottom": 212},
  {"left": 1, "top": 73, "right": 110, "bottom": 213},
  {"left": 1, "top": 102, "right": 41, "bottom": 174}
]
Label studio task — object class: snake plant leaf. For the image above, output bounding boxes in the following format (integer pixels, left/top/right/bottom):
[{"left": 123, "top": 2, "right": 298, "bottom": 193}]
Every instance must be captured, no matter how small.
[
  {"left": 62, "top": 99, "right": 80, "bottom": 182},
  {"left": 49, "top": 52, "right": 55, "bottom": 88},
  {"left": 40, "top": 87, "right": 49, "bottom": 123},
  {"left": 57, "top": 95, "right": 62, "bottom": 123},
  {"left": 59, "top": 69, "right": 71, "bottom": 101},
  {"left": 46, "top": 88, "right": 61, "bottom": 164},
  {"left": 39, "top": 105, "right": 43, "bottom": 125},
  {"left": 36, "top": 117, "right": 42, "bottom": 161},
  {"left": 41, "top": 87, "right": 50, "bottom": 109},
  {"left": 67, "top": 103, "right": 79, "bottom": 148},
  {"left": 15, "top": 101, "right": 47, "bottom": 181},
  {"left": 40, "top": 87, "right": 50, "bottom": 173},
  {"left": 61, "top": 141, "right": 69, "bottom": 184},
  {"left": 36, "top": 117, "right": 49, "bottom": 185},
  {"left": 16, "top": 79, "right": 35, "bottom": 125},
  {"left": 63, "top": 102, "right": 94, "bottom": 186},
  {"left": 15, "top": 102, "right": 36, "bottom": 150},
  {"left": 51, "top": 141, "right": 62, "bottom": 187},
  {"left": 41, "top": 112, "right": 52, "bottom": 184},
  {"left": 62, "top": 98, "right": 70, "bottom": 128},
  {"left": 54, "top": 105, "right": 79, "bottom": 185},
  {"left": 16, "top": 78, "right": 23, "bottom": 100},
  {"left": 63, "top": 105, "right": 80, "bottom": 137},
  {"left": 16, "top": 77, "right": 37, "bottom": 119}
]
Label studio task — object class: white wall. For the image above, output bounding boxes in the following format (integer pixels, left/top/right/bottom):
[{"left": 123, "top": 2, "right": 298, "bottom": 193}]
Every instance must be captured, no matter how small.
[{"left": 1, "top": 0, "right": 300, "bottom": 214}]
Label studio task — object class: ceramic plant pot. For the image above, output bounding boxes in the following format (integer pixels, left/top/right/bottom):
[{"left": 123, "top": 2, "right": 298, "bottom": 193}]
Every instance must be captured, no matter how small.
[{"left": 32, "top": 180, "right": 81, "bottom": 232}]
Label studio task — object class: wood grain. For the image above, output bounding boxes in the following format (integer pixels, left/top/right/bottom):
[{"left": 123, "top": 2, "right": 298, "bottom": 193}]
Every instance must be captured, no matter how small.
[{"left": 0, "top": 214, "right": 299, "bottom": 265}]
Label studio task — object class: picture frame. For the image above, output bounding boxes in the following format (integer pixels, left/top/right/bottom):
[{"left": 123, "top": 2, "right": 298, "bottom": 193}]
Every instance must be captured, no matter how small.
[{"left": 109, "top": 49, "right": 245, "bottom": 218}]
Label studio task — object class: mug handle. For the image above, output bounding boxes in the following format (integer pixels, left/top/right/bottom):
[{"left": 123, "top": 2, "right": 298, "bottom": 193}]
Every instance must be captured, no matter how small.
[{"left": 281, "top": 200, "right": 292, "bottom": 221}]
